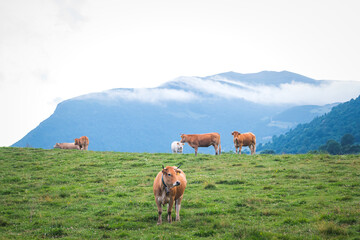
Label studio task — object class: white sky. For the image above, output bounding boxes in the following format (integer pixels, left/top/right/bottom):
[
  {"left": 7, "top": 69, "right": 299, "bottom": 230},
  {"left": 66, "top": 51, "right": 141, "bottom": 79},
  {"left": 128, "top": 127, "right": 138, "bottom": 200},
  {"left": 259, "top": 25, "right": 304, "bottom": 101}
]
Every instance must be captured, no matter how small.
[{"left": 1, "top": 0, "right": 360, "bottom": 146}]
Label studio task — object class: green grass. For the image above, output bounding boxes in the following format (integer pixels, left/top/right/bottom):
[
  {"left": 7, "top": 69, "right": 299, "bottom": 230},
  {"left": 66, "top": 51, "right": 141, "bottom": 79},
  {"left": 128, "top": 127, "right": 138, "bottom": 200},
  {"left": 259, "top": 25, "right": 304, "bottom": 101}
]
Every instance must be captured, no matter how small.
[{"left": 0, "top": 147, "right": 359, "bottom": 239}]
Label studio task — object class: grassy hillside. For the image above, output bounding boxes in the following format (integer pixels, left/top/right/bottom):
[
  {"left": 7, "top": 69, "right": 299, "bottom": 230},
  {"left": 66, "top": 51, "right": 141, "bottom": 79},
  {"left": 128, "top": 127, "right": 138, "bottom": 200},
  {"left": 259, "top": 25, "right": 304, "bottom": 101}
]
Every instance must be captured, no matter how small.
[{"left": 0, "top": 148, "right": 359, "bottom": 239}]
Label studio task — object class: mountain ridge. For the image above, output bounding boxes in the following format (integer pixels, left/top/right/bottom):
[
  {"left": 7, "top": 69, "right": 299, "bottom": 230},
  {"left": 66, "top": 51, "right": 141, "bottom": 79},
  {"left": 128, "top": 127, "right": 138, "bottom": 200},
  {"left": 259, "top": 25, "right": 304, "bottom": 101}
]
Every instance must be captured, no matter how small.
[
  {"left": 12, "top": 71, "right": 359, "bottom": 153},
  {"left": 206, "top": 70, "right": 321, "bottom": 86}
]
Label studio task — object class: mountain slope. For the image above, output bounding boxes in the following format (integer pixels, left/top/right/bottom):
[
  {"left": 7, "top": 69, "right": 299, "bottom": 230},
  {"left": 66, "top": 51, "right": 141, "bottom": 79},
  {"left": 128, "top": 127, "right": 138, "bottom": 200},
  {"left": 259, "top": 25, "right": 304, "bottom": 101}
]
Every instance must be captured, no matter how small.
[
  {"left": 13, "top": 95, "right": 284, "bottom": 152},
  {"left": 12, "top": 71, "right": 356, "bottom": 153},
  {"left": 259, "top": 95, "right": 360, "bottom": 153}
]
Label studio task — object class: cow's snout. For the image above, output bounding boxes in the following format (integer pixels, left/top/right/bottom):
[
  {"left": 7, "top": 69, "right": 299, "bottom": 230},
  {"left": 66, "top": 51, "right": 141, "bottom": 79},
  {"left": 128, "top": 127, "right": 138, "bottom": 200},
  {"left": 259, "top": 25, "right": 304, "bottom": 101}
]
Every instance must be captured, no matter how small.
[{"left": 175, "top": 181, "right": 180, "bottom": 186}]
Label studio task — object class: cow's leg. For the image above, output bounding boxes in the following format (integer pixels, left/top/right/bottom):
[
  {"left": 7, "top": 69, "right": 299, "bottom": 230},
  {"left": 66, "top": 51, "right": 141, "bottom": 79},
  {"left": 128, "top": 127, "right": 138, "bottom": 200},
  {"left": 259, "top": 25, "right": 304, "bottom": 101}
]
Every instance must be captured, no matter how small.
[
  {"left": 167, "top": 199, "right": 174, "bottom": 223},
  {"left": 194, "top": 147, "right": 198, "bottom": 156},
  {"left": 214, "top": 144, "right": 218, "bottom": 155},
  {"left": 175, "top": 197, "right": 183, "bottom": 221},
  {"left": 156, "top": 200, "right": 163, "bottom": 225},
  {"left": 217, "top": 144, "right": 221, "bottom": 155},
  {"left": 238, "top": 145, "right": 242, "bottom": 154},
  {"left": 252, "top": 144, "right": 256, "bottom": 155}
]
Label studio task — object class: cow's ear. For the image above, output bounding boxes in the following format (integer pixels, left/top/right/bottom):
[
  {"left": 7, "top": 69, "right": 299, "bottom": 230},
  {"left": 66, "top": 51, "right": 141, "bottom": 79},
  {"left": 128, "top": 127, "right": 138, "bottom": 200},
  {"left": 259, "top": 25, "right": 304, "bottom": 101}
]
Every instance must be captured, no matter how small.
[{"left": 175, "top": 169, "right": 181, "bottom": 175}]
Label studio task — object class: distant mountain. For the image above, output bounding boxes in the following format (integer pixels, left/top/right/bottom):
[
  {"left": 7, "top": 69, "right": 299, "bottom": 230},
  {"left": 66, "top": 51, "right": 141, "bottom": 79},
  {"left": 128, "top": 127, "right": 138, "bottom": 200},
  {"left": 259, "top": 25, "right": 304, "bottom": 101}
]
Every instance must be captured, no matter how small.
[
  {"left": 258, "top": 95, "right": 360, "bottom": 154},
  {"left": 268, "top": 103, "right": 339, "bottom": 130},
  {"left": 12, "top": 71, "right": 358, "bottom": 153},
  {"left": 206, "top": 70, "right": 321, "bottom": 86}
]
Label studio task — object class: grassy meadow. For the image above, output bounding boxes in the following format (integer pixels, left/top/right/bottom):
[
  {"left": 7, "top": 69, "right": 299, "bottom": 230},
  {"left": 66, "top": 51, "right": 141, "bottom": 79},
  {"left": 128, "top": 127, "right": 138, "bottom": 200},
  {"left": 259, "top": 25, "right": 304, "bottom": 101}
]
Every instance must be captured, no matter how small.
[{"left": 0, "top": 147, "right": 359, "bottom": 239}]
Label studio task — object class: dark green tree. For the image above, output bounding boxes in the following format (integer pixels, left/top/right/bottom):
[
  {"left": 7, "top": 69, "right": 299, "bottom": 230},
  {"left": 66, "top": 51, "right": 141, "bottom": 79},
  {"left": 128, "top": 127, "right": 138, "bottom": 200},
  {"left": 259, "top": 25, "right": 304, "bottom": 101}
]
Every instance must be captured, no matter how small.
[
  {"left": 341, "top": 133, "right": 354, "bottom": 146},
  {"left": 326, "top": 140, "right": 342, "bottom": 155},
  {"left": 260, "top": 149, "right": 276, "bottom": 154}
]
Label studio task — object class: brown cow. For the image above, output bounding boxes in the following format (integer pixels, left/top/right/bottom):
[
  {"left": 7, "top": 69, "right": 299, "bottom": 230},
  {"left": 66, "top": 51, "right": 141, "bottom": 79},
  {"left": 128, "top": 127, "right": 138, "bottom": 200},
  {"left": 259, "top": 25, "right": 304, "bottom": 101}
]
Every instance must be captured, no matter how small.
[
  {"left": 53, "top": 142, "right": 80, "bottom": 150},
  {"left": 180, "top": 133, "right": 221, "bottom": 156},
  {"left": 231, "top": 131, "right": 256, "bottom": 155},
  {"left": 75, "top": 136, "right": 89, "bottom": 150},
  {"left": 153, "top": 165, "right": 187, "bottom": 225}
]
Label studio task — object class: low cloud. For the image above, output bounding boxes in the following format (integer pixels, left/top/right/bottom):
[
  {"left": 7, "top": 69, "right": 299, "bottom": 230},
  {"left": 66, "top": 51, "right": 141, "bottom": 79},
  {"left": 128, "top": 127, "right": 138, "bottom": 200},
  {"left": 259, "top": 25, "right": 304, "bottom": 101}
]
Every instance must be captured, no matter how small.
[
  {"left": 115, "top": 88, "right": 198, "bottom": 103},
  {"left": 77, "top": 77, "right": 360, "bottom": 106},
  {"left": 175, "top": 76, "right": 360, "bottom": 105},
  {"left": 78, "top": 88, "right": 199, "bottom": 104}
]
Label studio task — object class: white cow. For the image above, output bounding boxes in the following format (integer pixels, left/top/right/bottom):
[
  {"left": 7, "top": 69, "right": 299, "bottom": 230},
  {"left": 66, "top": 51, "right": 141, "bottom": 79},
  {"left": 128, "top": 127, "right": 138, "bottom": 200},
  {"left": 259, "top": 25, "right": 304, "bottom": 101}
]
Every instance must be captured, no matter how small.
[
  {"left": 54, "top": 142, "right": 80, "bottom": 150},
  {"left": 171, "top": 141, "right": 184, "bottom": 154}
]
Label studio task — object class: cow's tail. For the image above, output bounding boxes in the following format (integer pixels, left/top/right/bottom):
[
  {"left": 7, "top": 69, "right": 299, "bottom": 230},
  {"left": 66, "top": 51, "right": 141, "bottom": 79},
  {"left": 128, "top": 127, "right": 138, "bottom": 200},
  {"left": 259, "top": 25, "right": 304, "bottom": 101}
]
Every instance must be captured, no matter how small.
[{"left": 219, "top": 143, "right": 221, "bottom": 155}]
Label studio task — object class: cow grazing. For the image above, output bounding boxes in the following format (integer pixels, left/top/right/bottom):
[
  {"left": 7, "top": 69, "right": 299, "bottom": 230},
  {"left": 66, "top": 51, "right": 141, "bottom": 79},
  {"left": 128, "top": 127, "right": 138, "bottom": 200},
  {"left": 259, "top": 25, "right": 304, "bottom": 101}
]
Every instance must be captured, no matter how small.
[
  {"left": 171, "top": 141, "right": 184, "bottom": 154},
  {"left": 153, "top": 165, "right": 187, "bottom": 225},
  {"left": 75, "top": 136, "right": 89, "bottom": 150},
  {"left": 54, "top": 142, "right": 80, "bottom": 150},
  {"left": 180, "top": 133, "right": 221, "bottom": 156},
  {"left": 231, "top": 131, "right": 256, "bottom": 155}
]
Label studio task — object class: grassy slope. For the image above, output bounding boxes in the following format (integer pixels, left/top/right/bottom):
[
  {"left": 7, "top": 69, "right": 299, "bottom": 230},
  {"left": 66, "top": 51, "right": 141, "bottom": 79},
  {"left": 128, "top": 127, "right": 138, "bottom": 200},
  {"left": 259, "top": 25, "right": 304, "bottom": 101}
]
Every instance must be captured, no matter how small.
[{"left": 0, "top": 148, "right": 359, "bottom": 239}]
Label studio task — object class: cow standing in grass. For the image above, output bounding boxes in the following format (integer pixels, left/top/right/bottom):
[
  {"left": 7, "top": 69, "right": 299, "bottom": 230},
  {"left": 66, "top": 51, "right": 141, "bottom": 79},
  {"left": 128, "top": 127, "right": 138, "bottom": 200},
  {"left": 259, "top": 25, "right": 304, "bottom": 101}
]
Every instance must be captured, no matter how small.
[
  {"left": 75, "top": 136, "right": 89, "bottom": 150},
  {"left": 171, "top": 141, "right": 184, "bottom": 154},
  {"left": 153, "top": 165, "right": 187, "bottom": 225},
  {"left": 232, "top": 131, "right": 256, "bottom": 155},
  {"left": 180, "top": 133, "right": 221, "bottom": 156}
]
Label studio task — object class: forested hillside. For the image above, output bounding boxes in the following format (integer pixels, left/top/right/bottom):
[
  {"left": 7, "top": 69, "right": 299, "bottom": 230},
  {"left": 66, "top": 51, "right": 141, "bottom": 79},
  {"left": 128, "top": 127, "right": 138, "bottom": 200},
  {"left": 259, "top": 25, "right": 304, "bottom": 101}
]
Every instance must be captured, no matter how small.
[{"left": 259, "top": 95, "right": 360, "bottom": 154}]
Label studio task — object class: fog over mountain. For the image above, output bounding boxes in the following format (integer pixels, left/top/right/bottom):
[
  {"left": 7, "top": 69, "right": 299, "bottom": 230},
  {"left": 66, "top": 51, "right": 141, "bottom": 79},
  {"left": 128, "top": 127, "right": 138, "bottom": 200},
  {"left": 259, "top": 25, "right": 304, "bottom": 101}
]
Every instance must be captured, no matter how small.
[{"left": 13, "top": 71, "right": 360, "bottom": 153}]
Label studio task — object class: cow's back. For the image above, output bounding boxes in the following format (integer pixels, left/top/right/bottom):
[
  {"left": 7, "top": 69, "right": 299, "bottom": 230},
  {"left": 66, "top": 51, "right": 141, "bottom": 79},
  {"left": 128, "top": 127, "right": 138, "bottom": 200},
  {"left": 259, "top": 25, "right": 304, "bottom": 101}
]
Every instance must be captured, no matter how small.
[
  {"left": 61, "top": 143, "right": 79, "bottom": 149},
  {"left": 190, "top": 133, "right": 220, "bottom": 147},
  {"left": 239, "top": 132, "right": 256, "bottom": 146}
]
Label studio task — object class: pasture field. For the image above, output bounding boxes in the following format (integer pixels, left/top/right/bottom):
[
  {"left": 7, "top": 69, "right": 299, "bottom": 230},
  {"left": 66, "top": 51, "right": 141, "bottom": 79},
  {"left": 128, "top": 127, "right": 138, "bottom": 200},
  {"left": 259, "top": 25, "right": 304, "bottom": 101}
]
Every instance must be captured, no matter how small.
[{"left": 0, "top": 148, "right": 359, "bottom": 239}]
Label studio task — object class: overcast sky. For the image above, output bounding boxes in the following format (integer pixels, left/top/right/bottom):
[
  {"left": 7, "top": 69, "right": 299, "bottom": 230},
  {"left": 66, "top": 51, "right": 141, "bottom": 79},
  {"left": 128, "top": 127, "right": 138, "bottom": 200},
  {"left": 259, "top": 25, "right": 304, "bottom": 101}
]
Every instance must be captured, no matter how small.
[{"left": 1, "top": 0, "right": 360, "bottom": 146}]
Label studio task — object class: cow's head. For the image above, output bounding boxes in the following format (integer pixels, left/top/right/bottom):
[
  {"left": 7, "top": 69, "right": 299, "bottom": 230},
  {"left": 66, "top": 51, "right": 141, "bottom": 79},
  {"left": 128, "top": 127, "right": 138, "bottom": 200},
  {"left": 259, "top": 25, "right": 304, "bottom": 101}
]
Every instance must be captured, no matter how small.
[
  {"left": 180, "top": 134, "right": 187, "bottom": 143},
  {"left": 162, "top": 165, "right": 181, "bottom": 193},
  {"left": 177, "top": 142, "right": 184, "bottom": 149},
  {"left": 178, "top": 143, "right": 184, "bottom": 152},
  {"left": 74, "top": 138, "right": 80, "bottom": 145},
  {"left": 54, "top": 143, "right": 60, "bottom": 148},
  {"left": 232, "top": 131, "right": 240, "bottom": 137}
]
